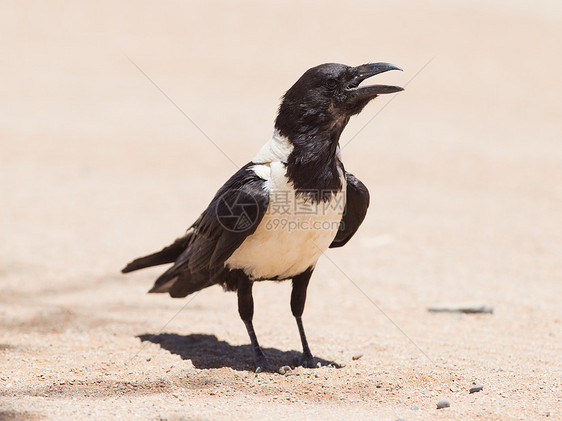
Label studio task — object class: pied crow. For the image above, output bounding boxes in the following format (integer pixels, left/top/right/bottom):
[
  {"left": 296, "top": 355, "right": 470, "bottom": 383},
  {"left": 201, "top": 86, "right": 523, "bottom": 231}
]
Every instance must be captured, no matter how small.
[{"left": 122, "top": 62, "right": 403, "bottom": 371}]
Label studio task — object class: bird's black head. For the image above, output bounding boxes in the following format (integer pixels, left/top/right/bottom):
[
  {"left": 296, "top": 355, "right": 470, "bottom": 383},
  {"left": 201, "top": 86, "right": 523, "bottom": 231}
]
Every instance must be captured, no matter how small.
[{"left": 275, "top": 62, "right": 403, "bottom": 140}]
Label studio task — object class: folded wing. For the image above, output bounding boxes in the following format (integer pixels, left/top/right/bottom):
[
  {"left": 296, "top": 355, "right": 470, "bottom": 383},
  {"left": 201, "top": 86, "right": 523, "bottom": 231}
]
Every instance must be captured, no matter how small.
[
  {"left": 329, "top": 172, "right": 370, "bottom": 248},
  {"left": 122, "top": 163, "right": 269, "bottom": 297}
]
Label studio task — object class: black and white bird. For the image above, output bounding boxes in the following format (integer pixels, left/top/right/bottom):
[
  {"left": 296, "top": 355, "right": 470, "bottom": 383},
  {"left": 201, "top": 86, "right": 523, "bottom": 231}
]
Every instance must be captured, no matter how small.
[{"left": 122, "top": 62, "right": 403, "bottom": 370}]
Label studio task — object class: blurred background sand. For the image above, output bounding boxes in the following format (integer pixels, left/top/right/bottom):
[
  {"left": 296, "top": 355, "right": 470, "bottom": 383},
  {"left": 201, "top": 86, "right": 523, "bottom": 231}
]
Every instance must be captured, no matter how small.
[{"left": 1, "top": 1, "right": 561, "bottom": 419}]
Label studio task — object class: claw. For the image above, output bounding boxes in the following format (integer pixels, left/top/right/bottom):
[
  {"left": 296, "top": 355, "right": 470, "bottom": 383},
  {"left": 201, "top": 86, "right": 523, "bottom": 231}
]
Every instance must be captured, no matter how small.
[{"left": 278, "top": 365, "right": 292, "bottom": 375}]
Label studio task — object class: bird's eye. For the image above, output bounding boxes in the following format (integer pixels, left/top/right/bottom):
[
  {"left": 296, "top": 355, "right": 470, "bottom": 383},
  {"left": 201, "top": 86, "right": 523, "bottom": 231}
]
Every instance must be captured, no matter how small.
[{"left": 325, "top": 78, "right": 338, "bottom": 89}]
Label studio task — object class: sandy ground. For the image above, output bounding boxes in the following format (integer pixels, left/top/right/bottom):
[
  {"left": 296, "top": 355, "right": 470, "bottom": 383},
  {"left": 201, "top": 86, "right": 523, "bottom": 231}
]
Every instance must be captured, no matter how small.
[{"left": 1, "top": 1, "right": 562, "bottom": 419}]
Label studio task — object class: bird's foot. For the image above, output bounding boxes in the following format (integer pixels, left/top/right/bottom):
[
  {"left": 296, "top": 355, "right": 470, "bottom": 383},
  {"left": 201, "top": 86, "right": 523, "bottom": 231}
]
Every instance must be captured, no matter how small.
[
  {"left": 254, "top": 354, "right": 273, "bottom": 373},
  {"left": 294, "top": 352, "right": 317, "bottom": 369},
  {"left": 293, "top": 354, "right": 342, "bottom": 369}
]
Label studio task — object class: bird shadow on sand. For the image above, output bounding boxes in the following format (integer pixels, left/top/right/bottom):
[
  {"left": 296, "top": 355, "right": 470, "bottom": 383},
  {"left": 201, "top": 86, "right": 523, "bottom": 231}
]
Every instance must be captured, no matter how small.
[{"left": 138, "top": 333, "right": 338, "bottom": 372}]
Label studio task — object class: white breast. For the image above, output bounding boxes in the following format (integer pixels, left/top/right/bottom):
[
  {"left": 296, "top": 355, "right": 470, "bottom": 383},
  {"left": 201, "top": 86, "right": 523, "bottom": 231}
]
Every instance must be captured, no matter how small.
[{"left": 225, "top": 132, "right": 346, "bottom": 280}]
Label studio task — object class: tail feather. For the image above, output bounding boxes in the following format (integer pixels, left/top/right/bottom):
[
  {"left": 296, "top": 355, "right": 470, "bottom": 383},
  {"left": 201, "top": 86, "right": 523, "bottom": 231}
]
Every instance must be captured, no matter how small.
[
  {"left": 148, "top": 274, "right": 178, "bottom": 293},
  {"left": 121, "top": 233, "right": 191, "bottom": 273}
]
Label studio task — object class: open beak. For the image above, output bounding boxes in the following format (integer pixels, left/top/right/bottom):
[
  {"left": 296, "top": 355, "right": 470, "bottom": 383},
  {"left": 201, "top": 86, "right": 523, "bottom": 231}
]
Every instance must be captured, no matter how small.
[{"left": 346, "top": 62, "right": 404, "bottom": 98}]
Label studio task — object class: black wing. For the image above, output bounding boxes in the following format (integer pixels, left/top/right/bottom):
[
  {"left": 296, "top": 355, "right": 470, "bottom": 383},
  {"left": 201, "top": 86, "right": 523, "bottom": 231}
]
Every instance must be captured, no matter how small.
[
  {"left": 123, "top": 162, "right": 269, "bottom": 297},
  {"left": 329, "top": 172, "right": 370, "bottom": 248}
]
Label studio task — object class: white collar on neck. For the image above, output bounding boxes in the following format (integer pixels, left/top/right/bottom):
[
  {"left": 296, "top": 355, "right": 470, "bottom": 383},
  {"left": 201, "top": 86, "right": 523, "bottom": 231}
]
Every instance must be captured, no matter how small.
[{"left": 253, "top": 130, "right": 294, "bottom": 164}]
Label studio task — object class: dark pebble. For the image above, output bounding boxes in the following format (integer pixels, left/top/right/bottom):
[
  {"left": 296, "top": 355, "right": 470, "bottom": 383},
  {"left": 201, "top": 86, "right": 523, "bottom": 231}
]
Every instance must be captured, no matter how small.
[
  {"left": 469, "top": 385, "right": 484, "bottom": 394},
  {"left": 428, "top": 305, "right": 493, "bottom": 314}
]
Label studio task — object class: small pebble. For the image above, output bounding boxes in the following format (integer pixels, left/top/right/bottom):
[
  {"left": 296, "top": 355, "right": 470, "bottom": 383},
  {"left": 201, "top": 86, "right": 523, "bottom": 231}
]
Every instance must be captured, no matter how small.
[
  {"left": 146, "top": 356, "right": 151, "bottom": 362},
  {"left": 316, "top": 362, "right": 322, "bottom": 368},
  {"left": 437, "top": 400, "right": 450, "bottom": 409},
  {"left": 255, "top": 367, "right": 262, "bottom": 374},
  {"left": 352, "top": 353, "right": 363, "bottom": 361},
  {"left": 469, "top": 385, "right": 484, "bottom": 394},
  {"left": 278, "top": 366, "right": 292, "bottom": 375}
]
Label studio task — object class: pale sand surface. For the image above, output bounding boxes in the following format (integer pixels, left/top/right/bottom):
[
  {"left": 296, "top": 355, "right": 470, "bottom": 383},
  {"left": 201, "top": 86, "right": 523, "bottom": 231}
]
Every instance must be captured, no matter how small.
[{"left": 1, "top": 1, "right": 561, "bottom": 419}]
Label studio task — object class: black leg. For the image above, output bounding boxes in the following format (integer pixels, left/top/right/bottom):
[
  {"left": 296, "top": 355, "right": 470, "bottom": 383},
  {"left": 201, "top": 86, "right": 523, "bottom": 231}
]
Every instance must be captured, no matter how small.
[
  {"left": 291, "top": 269, "right": 316, "bottom": 368},
  {"left": 237, "top": 275, "right": 270, "bottom": 371}
]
